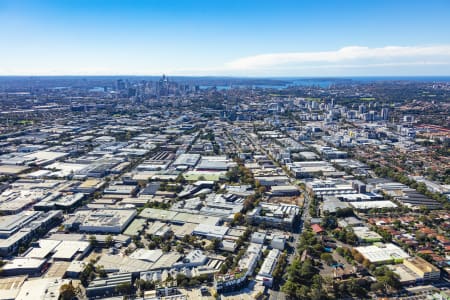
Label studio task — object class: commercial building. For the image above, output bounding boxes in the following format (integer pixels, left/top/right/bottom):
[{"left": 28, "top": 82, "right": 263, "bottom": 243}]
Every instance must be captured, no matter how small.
[
  {"left": 172, "top": 153, "right": 201, "bottom": 168},
  {"left": 403, "top": 256, "right": 440, "bottom": 282},
  {"left": 0, "top": 275, "right": 27, "bottom": 300},
  {"left": 129, "top": 249, "right": 163, "bottom": 263},
  {"left": 322, "top": 196, "right": 350, "bottom": 214},
  {"left": 270, "top": 185, "right": 299, "bottom": 196},
  {"left": 86, "top": 273, "right": 133, "bottom": 298},
  {"left": 64, "top": 209, "right": 137, "bottom": 233},
  {"left": 1, "top": 257, "right": 47, "bottom": 276},
  {"left": 355, "top": 243, "right": 410, "bottom": 265},
  {"left": 349, "top": 200, "right": 398, "bottom": 210},
  {"left": 246, "top": 203, "right": 299, "bottom": 230},
  {"left": 24, "top": 239, "right": 91, "bottom": 261},
  {"left": 15, "top": 278, "right": 71, "bottom": 300},
  {"left": 254, "top": 176, "right": 290, "bottom": 187},
  {"left": 352, "top": 227, "right": 383, "bottom": 243},
  {"left": 71, "top": 179, "right": 105, "bottom": 194},
  {"left": 139, "top": 208, "right": 221, "bottom": 226},
  {"left": 174, "top": 250, "right": 208, "bottom": 268},
  {"left": 195, "top": 156, "right": 230, "bottom": 171},
  {"left": 256, "top": 249, "right": 280, "bottom": 287},
  {"left": 270, "top": 236, "right": 286, "bottom": 250},
  {"left": 250, "top": 232, "right": 266, "bottom": 244},
  {"left": 287, "top": 161, "right": 336, "bottom": 178},
  {"left": 0, "top": 210, "right": 63, "bottom": 256},
  {"left": 305, "top": 179, "right": 356, "bottom": 196},
  {"left": 23, "top": 150, "right": 69, "bottom": 166},
  {"left": 96, "top": 254, "right": 154, "bottom": 273},
  {"left": 193, "top": 224, "right": 229, "bottom": 240},
  {"left": 34, "top": 192, "right": 85, "bottom": 211}
]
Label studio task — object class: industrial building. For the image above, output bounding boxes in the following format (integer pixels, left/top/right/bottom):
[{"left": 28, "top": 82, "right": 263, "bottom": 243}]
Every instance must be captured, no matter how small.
[
  {"left": 86, "top": 273, "right": 133, "bottom": 298},
  {"left": 0, "top": 210, "right": 63, "bottom": 256},
  {"left": 193, "top": 224, "right": 229, "bottom": 239},
  {"left": 355, "top": 243, "right": 410, "bottom": 265},
  {"left": 64, "top": 209, "right": 137, "bottom": 233}
]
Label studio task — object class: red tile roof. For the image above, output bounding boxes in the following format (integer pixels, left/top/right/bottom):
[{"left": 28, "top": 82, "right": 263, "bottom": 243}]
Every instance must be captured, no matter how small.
[{"left": 311, "top": 224, "right": 325, "bottom": 234}]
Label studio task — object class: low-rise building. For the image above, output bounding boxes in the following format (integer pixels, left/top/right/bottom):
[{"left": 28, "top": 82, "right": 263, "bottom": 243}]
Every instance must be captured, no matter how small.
[
  {"left": 352, "top": 226, "right": 383, "bottom": 243},
  {"left": 403, "top": 256, "right": 441, "bottom": 282},
  {"left": 193, "top": 224, "right": 228, "bottom": 240},
  {"left": 355, "top": 243, "right": 410, "bottom": 265},
  {"left": 246, "top": 203, "right": 299, "bottom": 230},
  {"left": 86, "top": 273, "right": 133, "bottom": 298},
  {"left": 256, "top": 249, "right": 280, "bottom": 287},
  {"left": 250, "top": 232, "right": 266, "bottom": 244},
  {"left": 64, "top": 209, "right": 136, "bottom": 233},
  {"left": 1, "top": 257, "right": 47, "bottom": 276}
]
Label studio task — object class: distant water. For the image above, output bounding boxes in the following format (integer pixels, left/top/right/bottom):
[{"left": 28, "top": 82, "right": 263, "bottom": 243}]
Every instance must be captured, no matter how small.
[
  {"left": 200, "top": 76, "right": 450, "bottom": 90},
  {"left": 343, "top": 76, "right": 450, "bottom": 83}
]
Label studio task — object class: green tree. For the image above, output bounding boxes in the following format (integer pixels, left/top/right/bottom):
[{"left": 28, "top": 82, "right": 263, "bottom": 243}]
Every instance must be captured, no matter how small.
[
  {"left": 105, "top": 235, "right": 113, "bottom": 247},
  {"left": 88, "top": 235, "right": 98, "bottom": 247},
  {"left": 320, "top": 253, "right": 334, "bottom": 265},
  {"left": 115, "top": 282, "right": 132, "bottom": 296},
  {"left": 206, "top": 238, "right": 221, "bottom": 251},
  {"left": 59, "top": 282, "right": 76, "bottom": 300},
  {"left": 176, "top": 244, "right": 184, "bottom": 254}
]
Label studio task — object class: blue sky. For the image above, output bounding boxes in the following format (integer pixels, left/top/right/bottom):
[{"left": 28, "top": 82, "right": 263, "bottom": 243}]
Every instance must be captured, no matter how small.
[{"left": 1, "top": 0, "right": 450, "bottom": 76}]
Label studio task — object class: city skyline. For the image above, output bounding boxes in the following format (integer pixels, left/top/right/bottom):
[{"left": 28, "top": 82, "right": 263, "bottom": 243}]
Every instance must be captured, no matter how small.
[{"left": 1, "top": 0, "right": 450, "bottom": 76}]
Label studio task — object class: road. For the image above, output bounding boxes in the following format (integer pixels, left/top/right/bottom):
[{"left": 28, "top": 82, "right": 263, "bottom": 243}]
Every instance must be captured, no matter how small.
[{"left": 244, "top": 130, "right": 311, "bottom": 264}]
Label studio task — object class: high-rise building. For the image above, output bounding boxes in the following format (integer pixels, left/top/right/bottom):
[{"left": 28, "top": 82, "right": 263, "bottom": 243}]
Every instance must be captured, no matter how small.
[
  {"left": 358, "top": 104, "right": 366, "bottom": 114},
  {"left": 381, "top": 108, "right": 389, "bottom": 120}
]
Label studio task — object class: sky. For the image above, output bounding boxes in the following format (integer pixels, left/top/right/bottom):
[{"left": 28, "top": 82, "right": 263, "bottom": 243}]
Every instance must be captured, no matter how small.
[{"left": 1, "top": 0, "right": 450, "bottom": 76}]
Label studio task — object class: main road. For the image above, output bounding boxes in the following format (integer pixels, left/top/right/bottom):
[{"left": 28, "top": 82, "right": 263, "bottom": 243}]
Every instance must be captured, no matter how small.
[{"left": 242, "top": 128, "right": 312, "bottom": 275}]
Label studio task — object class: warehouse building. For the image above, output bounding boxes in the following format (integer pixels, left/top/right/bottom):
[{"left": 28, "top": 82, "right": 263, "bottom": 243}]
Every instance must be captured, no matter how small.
[
  {"left": 65, "top": 209, "right": 136, "bottom": 233},
  {"left": 193, "top": 224, "right": 229, "bottom": 240},
  {"left": 1, "top": 257, "right": 47, "bottom": 276},
  {"left": 355, "top": 243, "right": 410, "bottom": 265},
  {"left": 172, "top": 153, "right": 201, "bottom": 168},
  {"left": 0, "top": 210, "right": 62, "bottom": 256},
  {"left": 86, "top": 273, "right": 133, "bottom": 298}
]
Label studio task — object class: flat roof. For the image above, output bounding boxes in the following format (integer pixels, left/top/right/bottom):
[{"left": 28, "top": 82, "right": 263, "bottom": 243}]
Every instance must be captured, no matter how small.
[
  {"left": 183, "top": 171, "right": 224, "bottom": 181},
  {"left": 356, "top": 243, "right": 410, "bottom": 263},
  {"left": 352, "top": 227, "right": 383, "bottom": 241},
  {"left": 123, "top": 218, "right": 146, "bottom": 236},
  {"left": 150, "top": 252, "right": 182, "bottom": 270},
  {"left": 0, "top": 165, "right": 30, "bottom": 175},
  {"left": 194, "top": 224, "right": 228, "bottom": 237},
  {"left": 25, "top": 239, "right": 60, "bottom": 259},
  {"left": 0, "top": 275, "right": 26, "bottom": 300},
  {"left": 350, "top": 200, "right": 397, "bottom": 209},
  {"left": 139, "top": 208, "right": 220, "bottom": 226},
  {"left": 129, "top": 249, "right": 163, "bottom": 263},
  {"left": 139, "top": 208, "right": 178, "bottom": 221},
  {"left": 388, "top": 264, "right": 421, "bottom": 283},
  {"left": 96, "top": 255, "right": 154, "bottom": 273},
  {"left": 15, "top": 278, "right": 70, "bottom": 300},
  {"left": 404, "top": 256, "right": 440, "bottom": 273},
  {"left": 2, "top": 257, "right": 46, "bottom": 271},
  {"left": 172, "top": 153, "right": 201, "bottom": 166}
]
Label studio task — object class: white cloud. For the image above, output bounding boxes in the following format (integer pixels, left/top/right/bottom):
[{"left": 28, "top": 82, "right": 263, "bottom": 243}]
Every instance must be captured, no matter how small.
[
  {"left": 225, "top": 45, "right": 450, "bottom": 70},
  {"left": 1, "top": 45, "right": 450, "bottom": 76}
]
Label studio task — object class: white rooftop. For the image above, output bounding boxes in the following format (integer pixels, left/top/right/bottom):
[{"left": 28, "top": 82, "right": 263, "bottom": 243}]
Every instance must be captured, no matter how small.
[{"left": 356, "top": 243, "right": 410, "bottom": 263}]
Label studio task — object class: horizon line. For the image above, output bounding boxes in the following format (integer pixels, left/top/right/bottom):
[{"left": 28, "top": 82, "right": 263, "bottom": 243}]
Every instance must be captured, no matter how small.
[{"left": 1, "top": 74, "right": 450, "bottom": 78}]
